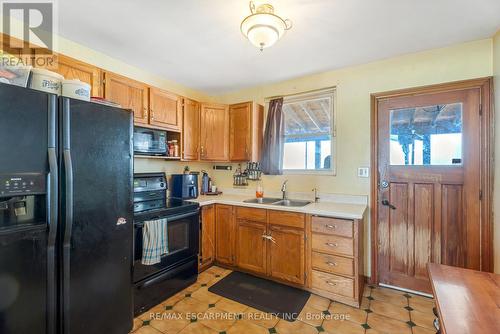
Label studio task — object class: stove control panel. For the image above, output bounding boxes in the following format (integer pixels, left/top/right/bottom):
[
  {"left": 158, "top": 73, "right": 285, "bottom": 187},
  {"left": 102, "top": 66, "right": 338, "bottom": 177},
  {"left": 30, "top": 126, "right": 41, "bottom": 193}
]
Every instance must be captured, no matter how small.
[{"left": 0, "top": 173, "right": 46, "bottom": 197}]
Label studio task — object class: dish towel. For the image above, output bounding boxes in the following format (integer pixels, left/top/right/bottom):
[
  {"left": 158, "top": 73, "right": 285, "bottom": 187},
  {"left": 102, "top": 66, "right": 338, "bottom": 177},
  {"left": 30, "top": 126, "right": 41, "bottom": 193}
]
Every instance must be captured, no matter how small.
[{"left": 141, "top": 218, "right": 169, "bottom": 265}]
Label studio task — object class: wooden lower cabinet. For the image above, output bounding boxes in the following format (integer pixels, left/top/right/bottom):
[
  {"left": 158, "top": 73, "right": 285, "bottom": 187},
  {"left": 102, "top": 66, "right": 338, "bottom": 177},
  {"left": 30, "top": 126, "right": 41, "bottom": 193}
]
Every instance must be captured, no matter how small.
[
  {"left": 268, "top": 224, "right": 305, "bottom": 285},
  {"left": 307, "top": 215, "right": 364, "bottom": 308},
  {"left": 236, "top": 220, "right": 267, "bottom": 274},
  {"left": 215, "top": 205, "right": 235, "bottom": 266},
  {"left": 216, "top": 206, "right": 306, "bottom": 286},
  {"left": 205, "top": 205, "right": 365, "bottom": 308},
  {"left": 200, "top": 205, "right": 215, "bottom": 271}
]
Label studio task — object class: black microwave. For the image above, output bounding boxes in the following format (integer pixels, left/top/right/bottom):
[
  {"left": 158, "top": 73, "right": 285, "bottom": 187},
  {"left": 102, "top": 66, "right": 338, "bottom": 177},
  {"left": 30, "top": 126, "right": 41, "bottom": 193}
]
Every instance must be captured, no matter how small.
[{"left": 133, "top": 127, "right": 167, "bottom": 156}]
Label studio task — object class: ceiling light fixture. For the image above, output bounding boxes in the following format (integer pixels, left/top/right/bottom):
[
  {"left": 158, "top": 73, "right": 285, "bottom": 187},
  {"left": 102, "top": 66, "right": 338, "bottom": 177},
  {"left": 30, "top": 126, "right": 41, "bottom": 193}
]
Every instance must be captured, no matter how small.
[{"left": 240, "top": 1, "right": 292, "bottom": 51}]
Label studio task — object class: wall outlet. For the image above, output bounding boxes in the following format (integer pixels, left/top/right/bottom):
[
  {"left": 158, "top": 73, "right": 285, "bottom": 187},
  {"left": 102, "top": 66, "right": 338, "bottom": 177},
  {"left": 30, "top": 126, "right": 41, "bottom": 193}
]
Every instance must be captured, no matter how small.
[{"left": 358, "top": 167, "right": 370, "bottom": 178}]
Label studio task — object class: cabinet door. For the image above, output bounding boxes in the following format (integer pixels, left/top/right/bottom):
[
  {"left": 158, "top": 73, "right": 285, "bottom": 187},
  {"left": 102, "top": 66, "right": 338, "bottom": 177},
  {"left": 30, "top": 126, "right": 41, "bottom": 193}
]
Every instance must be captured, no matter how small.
[
  {"left": 104, "top": 72, "right": 148, "bottom": 124},
  {"left": 215, "top": 205, "right": 235, "bottom": 265},
  {"left": 268, "top": 225, "right": 305, "bottom": 285},
  {"left": 183, "top": 98, "right": 200, "bottom": 160},
  {"left": 1, "top": 33, "right": 35, "bottom": 65},
  {"left": 229, "top": 102, "right": 252, "bottom": 161},
  {"left": 52, "top": 54, "right": 102, "bottom": 97},
  {"left": 200, "top": 103, "right": 229, "bottom": 161},
  {"left": 236, "top": 220, "right": 267, "bottom": 274},
  {"left": 200, "top": 205, "right": 215, "bottom": 270},
  {"left": 149, "top": 88, "right": 182, "bottom": 131}
]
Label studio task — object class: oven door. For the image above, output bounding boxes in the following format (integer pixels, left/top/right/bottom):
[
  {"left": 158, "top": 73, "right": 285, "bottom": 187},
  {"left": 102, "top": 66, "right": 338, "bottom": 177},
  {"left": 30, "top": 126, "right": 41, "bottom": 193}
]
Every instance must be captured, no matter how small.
[{"left": 133, "top": 210, "right": 199, "bottom": 283}]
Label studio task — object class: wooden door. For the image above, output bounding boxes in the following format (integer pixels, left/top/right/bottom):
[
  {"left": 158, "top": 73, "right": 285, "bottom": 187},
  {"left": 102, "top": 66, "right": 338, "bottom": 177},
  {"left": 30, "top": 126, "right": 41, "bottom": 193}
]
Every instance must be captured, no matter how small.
[
  {"left": 215, "top": 205, "right": 235, "bottom": 265},
  {"left": 200, "top": 103, "right": 229, "bottom": 161},
  {"left": 200, "top": 205, "right": 215, "bottom": 271},
  {"left": 268, "top": 225, "right": 305, "bottom": 285},
  {"left": 236, "top": 220, "right": 267, "bottom": 274},
  {"left": 183, "top": 98, "right": 200, "bottom": 160},
  {"left": 229, "top": 102, "right": 252, "bottom": 161},
  {"left": 52, "top": 54, "right": 102, "bottom": 97},
  {"left": 104, "top": 72, "right": 148, "bottom": 124},
  {"left": 149, "top": 88, "right": 182, "bottom": 131},
  {"left": 376, "top": 88, "right": 482, "bottom": 293}
]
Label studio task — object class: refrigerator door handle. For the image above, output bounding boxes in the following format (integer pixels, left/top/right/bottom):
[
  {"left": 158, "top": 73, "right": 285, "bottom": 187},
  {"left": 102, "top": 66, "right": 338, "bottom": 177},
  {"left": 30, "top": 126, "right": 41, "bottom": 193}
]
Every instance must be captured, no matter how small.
[
  {"left": 62, "top": 98, "right": 74, "bottom": 334},
  {"left": 47, "top": 95, "right": 58, "bottom": 334}
]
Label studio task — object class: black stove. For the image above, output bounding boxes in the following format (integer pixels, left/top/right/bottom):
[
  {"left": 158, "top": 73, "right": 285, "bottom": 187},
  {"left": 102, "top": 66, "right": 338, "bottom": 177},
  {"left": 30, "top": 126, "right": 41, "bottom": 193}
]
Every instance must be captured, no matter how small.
[
  {"left": 133, "top": 173, "right": 199, "bottom": 217},
  {"left": 132, "top": 173, "right": 199, "bottom": 316},
  {"left": 134, "top": 197, "right": 199, "bottom": 220}
]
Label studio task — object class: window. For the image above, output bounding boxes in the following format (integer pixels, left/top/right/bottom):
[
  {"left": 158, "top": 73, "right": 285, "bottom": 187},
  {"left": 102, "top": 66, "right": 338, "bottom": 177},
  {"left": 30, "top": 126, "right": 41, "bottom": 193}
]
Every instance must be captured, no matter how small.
[
  {"left": 281, "top": 89, "right": 335, "bottom": 174},
  {"left": 389, "top": 103, "right": 463, "bottom": 165}
]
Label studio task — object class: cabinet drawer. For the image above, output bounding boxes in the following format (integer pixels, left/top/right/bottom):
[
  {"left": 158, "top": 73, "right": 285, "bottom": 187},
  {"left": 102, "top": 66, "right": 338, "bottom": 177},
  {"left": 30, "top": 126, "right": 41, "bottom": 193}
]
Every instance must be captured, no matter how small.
[
  {"left": 311, "top": 270, "right": 354, "bottom": 298},
  {"left": 312, "top": 252, "right": 354, "bottom": 277},
  {"left": 312, "top": 234, "right": 354, "bottom": 257},
  {"left": 311, "top": 216, "right": 353, "bottom": 238},
  {"left": 236, "top": 206, "right": 267, "bottom": 223},
  {"left": 268, "top": 210, "right": 305, "bottom": 229}
]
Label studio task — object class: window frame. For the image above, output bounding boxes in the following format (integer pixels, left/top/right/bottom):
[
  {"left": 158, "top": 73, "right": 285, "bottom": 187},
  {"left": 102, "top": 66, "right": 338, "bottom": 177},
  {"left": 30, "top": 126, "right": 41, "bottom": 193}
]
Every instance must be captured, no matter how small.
[{"left": 276, "top": 88, "right": 337, "bottom": 175}]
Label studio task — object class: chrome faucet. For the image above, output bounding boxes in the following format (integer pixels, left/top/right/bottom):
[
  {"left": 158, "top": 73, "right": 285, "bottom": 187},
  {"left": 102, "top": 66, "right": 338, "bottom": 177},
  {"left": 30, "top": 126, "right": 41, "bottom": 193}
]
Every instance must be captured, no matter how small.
[
  {"left": 312, "top": 188, "right": 320, "bottom": 203},
  {"left": 281, "top": 180, "right": 289, "bottom": 200}
]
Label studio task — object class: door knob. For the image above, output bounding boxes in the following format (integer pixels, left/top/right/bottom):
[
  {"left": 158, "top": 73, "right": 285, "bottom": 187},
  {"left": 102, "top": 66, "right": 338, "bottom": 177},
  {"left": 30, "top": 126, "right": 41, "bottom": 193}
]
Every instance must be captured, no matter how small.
[{"left": 381, "top": 199, "right": 396, "bottom": 210}]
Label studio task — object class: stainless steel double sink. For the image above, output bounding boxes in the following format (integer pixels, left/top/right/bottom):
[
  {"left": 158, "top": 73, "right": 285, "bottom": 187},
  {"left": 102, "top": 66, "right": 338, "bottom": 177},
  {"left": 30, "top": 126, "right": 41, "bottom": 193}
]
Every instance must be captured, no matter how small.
[{"left": 243, "top": 197, "right": 311, "bottom": 207}]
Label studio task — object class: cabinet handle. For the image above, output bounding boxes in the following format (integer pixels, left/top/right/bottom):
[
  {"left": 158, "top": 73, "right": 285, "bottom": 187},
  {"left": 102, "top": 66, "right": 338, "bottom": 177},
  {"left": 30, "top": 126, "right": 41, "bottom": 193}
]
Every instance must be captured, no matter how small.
[
  {"left": 326, "top": 281, "right": 337, "bottom": 286},
  {"left": 325, "top": 224, "right": 337, "bottom": 229},
  {"left": 326, "top": 242, "right": 338, "bottom": 248},
  {"left": 262, "top": 234, "right": 276, "bottom": 243},
  {"left": 200, "top": 146, "right": 205, "bottom": 157},
  {"left": 326, "top": 261, "right": 338, "bottom": 266}
]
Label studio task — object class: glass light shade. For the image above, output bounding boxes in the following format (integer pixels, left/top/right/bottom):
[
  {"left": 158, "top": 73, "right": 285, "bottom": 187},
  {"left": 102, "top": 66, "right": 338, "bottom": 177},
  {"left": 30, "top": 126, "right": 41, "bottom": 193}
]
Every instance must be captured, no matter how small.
[{"left": 241, "top": 13, "right": 287, "bottom": 50}]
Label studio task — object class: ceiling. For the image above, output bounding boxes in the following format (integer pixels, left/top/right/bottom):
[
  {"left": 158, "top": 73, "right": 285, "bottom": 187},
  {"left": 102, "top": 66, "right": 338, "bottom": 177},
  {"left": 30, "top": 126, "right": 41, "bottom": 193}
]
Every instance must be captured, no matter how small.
[{"left": 58, "top": 0, "right": 500, "bottom": 95}]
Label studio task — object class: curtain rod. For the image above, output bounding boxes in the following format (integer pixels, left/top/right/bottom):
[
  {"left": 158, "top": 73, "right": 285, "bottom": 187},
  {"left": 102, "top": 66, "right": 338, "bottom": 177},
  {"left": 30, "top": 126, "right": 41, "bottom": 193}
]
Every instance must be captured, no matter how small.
[{"left": 264, "top": 86, "right": 336, "bottom": 101}]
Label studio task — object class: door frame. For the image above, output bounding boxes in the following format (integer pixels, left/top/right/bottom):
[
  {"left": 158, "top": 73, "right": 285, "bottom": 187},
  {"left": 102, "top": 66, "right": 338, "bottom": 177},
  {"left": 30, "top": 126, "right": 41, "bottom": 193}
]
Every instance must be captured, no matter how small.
[{"left": 370, "top": 77, "right": 494, "bottom": 284}]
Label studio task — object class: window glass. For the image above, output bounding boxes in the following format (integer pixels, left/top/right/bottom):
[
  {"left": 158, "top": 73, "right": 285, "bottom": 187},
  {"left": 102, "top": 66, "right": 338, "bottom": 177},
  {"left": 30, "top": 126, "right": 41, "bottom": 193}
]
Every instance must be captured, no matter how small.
[
  {"left": 389, "top": 103, "right": 463, "bottom": 165},
  {"left": 281, "top": 91, "right": 335, "bottom": 172}
]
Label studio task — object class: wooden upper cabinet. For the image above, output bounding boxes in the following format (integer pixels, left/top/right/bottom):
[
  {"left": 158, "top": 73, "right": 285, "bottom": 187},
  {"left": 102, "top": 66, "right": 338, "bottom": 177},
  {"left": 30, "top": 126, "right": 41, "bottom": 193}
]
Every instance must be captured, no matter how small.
[
  {"left": 182, "top": 98, "right": 200, "bottom": 160},
  {"left": 104, "top": 72, "right": 148, "bottom": 124},
  {"left": 52, "top": 54, "right": 102, "bottom": 97},
  {"left": 229, "top": 102, "right": 264, "bottom": 162},
  {"left": 200, "top": 103, "right": 229, "bottom": 161},
  {"left": 215, "top": 205, "right": 235, "bottom": 266},
  {"left": 149, "top": 88, "right": 182, "bottom": 131}
]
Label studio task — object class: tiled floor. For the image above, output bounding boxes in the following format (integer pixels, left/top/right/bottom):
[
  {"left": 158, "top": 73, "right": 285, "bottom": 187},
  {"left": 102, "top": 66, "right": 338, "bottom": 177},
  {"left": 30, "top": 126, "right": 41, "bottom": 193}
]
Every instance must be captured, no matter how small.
[{"left": 131, "top": 266, "right": 437, "bottom": 334}]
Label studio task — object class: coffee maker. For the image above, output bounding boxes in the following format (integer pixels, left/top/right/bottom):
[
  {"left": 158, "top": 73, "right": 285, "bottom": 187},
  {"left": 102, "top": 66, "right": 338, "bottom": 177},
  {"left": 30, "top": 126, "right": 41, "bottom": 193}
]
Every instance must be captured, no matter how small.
[{"left": 170, "top": 174, "right": 198, "bottom": 199}]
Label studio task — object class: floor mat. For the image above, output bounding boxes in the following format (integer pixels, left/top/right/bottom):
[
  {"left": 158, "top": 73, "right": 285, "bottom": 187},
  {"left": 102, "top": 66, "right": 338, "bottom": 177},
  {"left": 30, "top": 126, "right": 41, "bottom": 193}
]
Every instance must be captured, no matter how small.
[{"left": 208, "top": 271, "right": 310, "bottom": 322}]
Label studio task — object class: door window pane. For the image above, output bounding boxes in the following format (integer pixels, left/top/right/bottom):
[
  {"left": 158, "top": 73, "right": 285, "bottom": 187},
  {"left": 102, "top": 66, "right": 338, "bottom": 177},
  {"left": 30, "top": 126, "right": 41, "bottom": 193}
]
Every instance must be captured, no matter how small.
[{"left": 390, "top": 103, "right": 462, "bottom": 165}]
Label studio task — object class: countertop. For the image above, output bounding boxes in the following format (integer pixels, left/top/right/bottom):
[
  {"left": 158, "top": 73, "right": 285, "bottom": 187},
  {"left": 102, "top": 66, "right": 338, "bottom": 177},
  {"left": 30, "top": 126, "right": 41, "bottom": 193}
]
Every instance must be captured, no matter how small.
[
  {"left": 189, "top": 194, "right": 367, "bottom": 220},
  {"left": 428, "top": 263, "right": 500, "bottom": 334}
]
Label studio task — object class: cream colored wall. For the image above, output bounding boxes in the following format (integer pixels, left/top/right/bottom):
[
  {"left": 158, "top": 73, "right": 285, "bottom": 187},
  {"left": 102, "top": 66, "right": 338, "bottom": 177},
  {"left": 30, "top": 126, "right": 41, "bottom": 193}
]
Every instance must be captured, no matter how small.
[
  {"left": 1, "top": 16, "right": 212, "bottom": 101},
  {"left": 5, "top": 20, "right": 497, "bottom": 275},
  {"left": 52, "top": 36, "right": 212, "bottom": 102},
  {"left": 493, "top": 31, "right": 500, "bottom": 274},
  {"left": 213, "top": 39, "right": 493, "bottom": 276}
]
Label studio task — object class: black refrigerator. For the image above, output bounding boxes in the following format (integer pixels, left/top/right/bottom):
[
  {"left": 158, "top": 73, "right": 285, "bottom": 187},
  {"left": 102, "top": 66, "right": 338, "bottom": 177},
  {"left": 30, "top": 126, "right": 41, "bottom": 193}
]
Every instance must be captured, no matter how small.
[{"left": 0, "top": 83, "right": 134, "bottom": 334}]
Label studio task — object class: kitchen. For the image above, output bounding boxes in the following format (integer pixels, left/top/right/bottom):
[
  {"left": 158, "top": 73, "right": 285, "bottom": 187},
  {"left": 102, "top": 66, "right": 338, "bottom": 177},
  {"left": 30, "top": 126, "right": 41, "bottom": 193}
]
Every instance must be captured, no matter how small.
[{"left": 1, "top": 1, "right": 500, "bottom": 334}]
